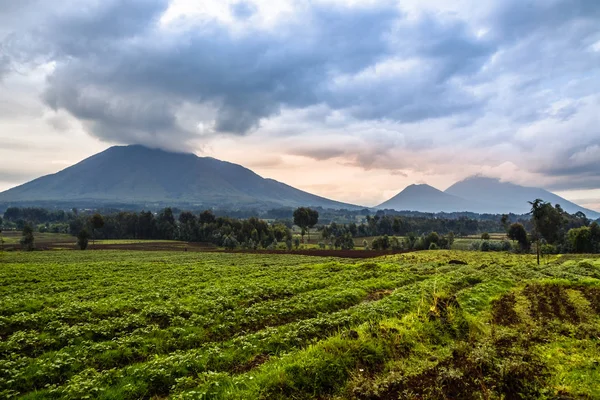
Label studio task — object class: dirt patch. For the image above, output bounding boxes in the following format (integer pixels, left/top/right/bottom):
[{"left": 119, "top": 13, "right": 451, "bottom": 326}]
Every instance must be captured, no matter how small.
[
  {"left": 365, "top": 289, "right": 394, "bottom": 302},
  {"left": 3, "top": 238, "right": 413, "bottom": 258},
  {"left": 360, "top": 341, "right": 548, "bottom": 400},
  {"left": 233, "top": 353, "right": 270, "bottom": 373},
  {"left": 523, "top": 284, "right": 580, "bottom": 323},
  {"left": 491, "top": 292, "right": 520, "bottom": 326},
  {"left": 581, "top": 287, "right": 600, "bottom": 314}
]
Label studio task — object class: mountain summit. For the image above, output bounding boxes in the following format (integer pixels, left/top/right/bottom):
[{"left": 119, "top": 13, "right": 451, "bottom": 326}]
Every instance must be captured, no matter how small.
[
  {"left": 377, "top": 177, "right": 599, "bottom": 218},
  {"left": 0, "top": 145, "right": 359, "bottom": 209},
  {"left": 376, "top": 184, "right": 481, "bottom": 213},
  {"left": 445, "top": 176, "right": 600, "bottom": 218}
]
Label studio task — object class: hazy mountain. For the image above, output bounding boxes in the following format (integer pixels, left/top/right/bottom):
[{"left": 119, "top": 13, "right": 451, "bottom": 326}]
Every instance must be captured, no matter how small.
[
  {"left": 376, "top": 184, "right": 485, "bottom": 213},
  {"left": 445, "top": 177, "right": 600, "bottom": 219},
  {"left": 0, "top": 145, "right": 360, "bottom": 210}
]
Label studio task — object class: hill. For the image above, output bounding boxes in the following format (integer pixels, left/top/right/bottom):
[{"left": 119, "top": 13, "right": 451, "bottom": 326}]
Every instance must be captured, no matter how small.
[
  {"left": 445, "top": 176, "right": 600, "bottom": 219},
  {"left": 376, "top": 184, "right": 487, "bottom": 213},
  {"left": 0, "top": 145, "right": 360, "bottom": 210}
]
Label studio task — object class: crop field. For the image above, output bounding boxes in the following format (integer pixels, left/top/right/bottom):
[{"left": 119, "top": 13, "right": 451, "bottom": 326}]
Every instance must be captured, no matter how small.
[{"left": 1, "top": 250, "right": 599, "bottom": 399}]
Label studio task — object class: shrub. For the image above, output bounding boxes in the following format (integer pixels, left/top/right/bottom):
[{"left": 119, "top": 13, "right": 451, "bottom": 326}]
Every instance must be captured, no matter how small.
[
  {"left": 481, "top": 232, "right": 490, "bottom": 240},
  {"left": 429, "top": 242, "right": 439, "bottom": 250},
  {"left": 480, "top": 240, "right": 491, "bottom": 252}
]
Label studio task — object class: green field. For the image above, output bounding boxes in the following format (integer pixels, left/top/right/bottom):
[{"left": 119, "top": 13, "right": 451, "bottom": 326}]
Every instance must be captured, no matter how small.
[{"left": 1, "top": 250, "right": 599, "bottom": 399}]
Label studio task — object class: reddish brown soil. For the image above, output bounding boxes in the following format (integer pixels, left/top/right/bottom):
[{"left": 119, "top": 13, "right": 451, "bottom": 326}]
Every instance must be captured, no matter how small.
[{"left": 3, "top": 238, "right": 412, "bottom": 258}]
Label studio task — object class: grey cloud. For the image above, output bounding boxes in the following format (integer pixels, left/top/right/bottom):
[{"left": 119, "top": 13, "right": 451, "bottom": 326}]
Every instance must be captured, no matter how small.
[
  {"left": 534, "top": 141, "right": 600, "bottom": 190},
  {"left": 2, "top": 0, "right": 506, "bottom": 148},
  {"left": 26, "top": 1, "right": 406, "bottom": 146},
  {"left": 491, "top": 0, "right": 600, "bottom": 42},
  {"left": 289, "top": 147, "right": 346, "bottom": 161},
  {"left": 231, "top": 2, "right": 257, "bottom": 19},
  {"left": 1, "top": 0, "right": 600, "bottom": 195}
]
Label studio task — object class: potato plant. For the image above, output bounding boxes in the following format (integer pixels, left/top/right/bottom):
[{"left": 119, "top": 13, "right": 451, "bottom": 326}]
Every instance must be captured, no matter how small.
[{"left": 0, "top": 250, "right": 599, "bottom": 399}]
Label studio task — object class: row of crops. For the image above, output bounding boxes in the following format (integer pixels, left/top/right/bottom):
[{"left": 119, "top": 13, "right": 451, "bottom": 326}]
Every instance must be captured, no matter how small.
[{"left": 1, "top": 250, "right": 599, "bottom": 399}]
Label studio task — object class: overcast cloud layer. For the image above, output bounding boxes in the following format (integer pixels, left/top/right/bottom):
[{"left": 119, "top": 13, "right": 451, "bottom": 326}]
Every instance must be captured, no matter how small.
[{"left": 1, "top": 0, "right": 599, "bottom": 209}]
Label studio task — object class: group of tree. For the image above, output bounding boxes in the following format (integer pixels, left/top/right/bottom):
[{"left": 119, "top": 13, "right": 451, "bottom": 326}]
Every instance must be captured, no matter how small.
[
  {"left": 4, "top": 202, "right": 599, "bottom": 255},
  {"left": 320, "top": 214, "right": 503, "bottom": 240},
  {"left": 64, "top": 208, "right": 294, "bottom": 250},
  {"left": 368, "top": 231, "right": 455, "bottom": 251},
  {"left": 500, "top": 200, "right": 599, "bottom": 261}
]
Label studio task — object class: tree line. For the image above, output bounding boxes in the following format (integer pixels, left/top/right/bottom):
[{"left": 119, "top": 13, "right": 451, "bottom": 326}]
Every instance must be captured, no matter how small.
[{"left": 2, "top": 202, "right": 599, "bottom": 255}]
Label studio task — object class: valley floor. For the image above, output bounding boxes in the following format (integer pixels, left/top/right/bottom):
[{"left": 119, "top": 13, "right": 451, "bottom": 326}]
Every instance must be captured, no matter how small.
[{"left": 0, "top": 250, "right": 599, "bottom": 399}]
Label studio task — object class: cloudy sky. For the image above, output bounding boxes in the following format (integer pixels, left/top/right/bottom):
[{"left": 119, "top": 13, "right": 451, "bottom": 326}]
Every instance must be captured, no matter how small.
[{"left": 1, "top": 0, "right": 599, "bottom": 209}]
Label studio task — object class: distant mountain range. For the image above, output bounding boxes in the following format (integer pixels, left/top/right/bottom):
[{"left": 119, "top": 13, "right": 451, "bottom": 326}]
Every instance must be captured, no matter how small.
[
  {"left": 0, "top": 145, "right": 359, "bottom": 210},
  {"left": 0, "top": 145, "right": 598, "bottom": 218},
  {"left": 377, "top": 177, "right": 600, "bottom": 219}
]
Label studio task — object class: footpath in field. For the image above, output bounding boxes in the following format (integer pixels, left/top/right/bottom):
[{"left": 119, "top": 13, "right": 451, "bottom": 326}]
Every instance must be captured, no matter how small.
[{"left": 0, "top": 250, "right": 599, "bottom": 399}]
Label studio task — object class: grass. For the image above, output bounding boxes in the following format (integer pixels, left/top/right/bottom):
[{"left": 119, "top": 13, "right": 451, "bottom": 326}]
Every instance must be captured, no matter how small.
[{"left": 0, "top": 250, "right": 598, "bottom": 399}]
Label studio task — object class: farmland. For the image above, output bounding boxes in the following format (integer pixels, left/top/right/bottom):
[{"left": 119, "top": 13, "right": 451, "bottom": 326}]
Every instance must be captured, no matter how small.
[{"left": 1, "top": 250, "right": 599, "bottom": 399}]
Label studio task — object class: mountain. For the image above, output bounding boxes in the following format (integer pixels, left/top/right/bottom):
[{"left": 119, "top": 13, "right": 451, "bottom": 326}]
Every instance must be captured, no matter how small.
[
  {"left": 377, "top": 184, "right": 485, "bottom": 213},
  {"left": 445, "top": 177, "right": 600, "bottom": 219},
  {"left": 0, "top": 145, "right": 360, "bottom": 210}
]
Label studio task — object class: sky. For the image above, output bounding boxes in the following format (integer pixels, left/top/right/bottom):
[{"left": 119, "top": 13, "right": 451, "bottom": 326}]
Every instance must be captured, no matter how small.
[{"left": 0, "top": 0, "right": 599, "bottom": 210}]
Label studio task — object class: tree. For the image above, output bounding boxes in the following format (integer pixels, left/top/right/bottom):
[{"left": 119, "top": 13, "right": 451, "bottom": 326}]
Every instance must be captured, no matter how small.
[
  {"left": 567, "top": 227, "right": 591, "bottom": 253},
  {"left": 372, "top": 235, "right": 390, "bottom": 250},
  {"left": 223, "top": 235, "right": 238, "bottom": 250},
  {"left": 447, "top": 232, "right": 455, "bottom": 248},
  {"left": 508, "top": 223, "right": 529, "bottom": 252},
  {"left": 20, "top": 224, "right": 35, "bottom": 251},
  {"left": 293, "top": 207, "right": 319, "bottom": 243},
  {"left": 501, "top": 214, "right": 510, "bottom": 232},
  {"left": 157, "top": 208, "right": 176, "bottom": 240},
  {"left": 199, "top": 210, "right": 216, "bottom": 225},
  {"left": 0, "top": 216, "right": 4, "bottom": 250},
  {"left": 529, "top": 200, "right": 563, "bottom": 244},
  {"left": 90, "top": 213, "right": 105, "bottom": 245},
  {"left": 481, "top": 232, "right": 491, "bottom": 241},
  {"left": 77, "top": 229, "right": 90, "bottom": 250}
]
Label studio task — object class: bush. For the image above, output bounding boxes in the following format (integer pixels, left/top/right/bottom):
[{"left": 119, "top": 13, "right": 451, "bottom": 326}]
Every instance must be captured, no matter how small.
[
  {"left": 481, "top": 232, "right": 490, "bottom": 240},
  {"left": 429, "top": 242, "right": 439, "bottom": 250},
  {"left": 541, "top": 244, "right": 558, "bottom": 255},
  {"left": 472, "top": 239, "right": 513, "bottom": 252},
  {"left": 480, "top": 240, "right": 491, "bottom": 252}
]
